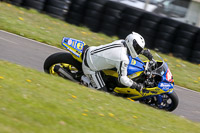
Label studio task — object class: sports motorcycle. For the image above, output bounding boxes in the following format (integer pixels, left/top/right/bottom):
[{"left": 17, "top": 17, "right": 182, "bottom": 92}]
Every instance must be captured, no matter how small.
[{"left": 44, "top": 37, "right": 179, "bottom": 111}]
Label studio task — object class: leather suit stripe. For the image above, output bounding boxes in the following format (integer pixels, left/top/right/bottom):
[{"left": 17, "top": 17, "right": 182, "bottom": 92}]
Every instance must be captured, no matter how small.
[
  {"left": 95, "top": 72, "right": 104, "bottom": 88},
  {"left": 118, "top": 61, "right": 123, "bottom": 83},
  {"left": 91, "top": 44, "right": 121, "bottom": 55}
]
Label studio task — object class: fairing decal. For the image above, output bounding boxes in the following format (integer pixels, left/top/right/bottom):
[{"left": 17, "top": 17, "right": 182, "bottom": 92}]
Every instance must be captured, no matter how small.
[
  {"left": 62, "top": 37, "right": 85, "bottom": 58},
  {"left": 127, "top": 56, "right": 144, "bottom": 76}
]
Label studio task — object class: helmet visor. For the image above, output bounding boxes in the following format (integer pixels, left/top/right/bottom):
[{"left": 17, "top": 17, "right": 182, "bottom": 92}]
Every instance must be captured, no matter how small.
[{"left": 133, "top": 39, "right": 143, "bottom": 55}]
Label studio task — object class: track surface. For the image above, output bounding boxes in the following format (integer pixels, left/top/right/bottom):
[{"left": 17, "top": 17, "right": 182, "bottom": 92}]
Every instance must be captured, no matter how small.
[{"left": 0, "top": 30, "right": 200, "bottom": 122}]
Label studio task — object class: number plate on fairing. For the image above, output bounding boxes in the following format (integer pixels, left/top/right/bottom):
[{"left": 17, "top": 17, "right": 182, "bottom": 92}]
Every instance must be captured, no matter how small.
[{"left": 62, "top": 37, "right": 85, "bottom": 58}]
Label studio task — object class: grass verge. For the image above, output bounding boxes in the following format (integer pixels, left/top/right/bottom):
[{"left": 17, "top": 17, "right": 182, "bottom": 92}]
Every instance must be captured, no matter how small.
[
  {"left": 0, "top": 2, "right": 200, "bottom": 92},
  {"left": 0, "top": 60, "right": 200, "bottom": 133}
]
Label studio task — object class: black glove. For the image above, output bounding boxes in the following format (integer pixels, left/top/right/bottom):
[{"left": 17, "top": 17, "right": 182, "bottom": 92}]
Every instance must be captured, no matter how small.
[
  {"left": 130, "top": 82, "right": 144, "bottom": 92},
  {"left": 141, "top": 49, "right": 153, "bottom": 61}
]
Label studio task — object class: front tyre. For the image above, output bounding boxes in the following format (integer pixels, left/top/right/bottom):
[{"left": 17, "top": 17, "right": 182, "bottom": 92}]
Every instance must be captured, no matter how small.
[
  {"left": 139, "top": 91, "right": 179, "bottom": 112},
  {"left": 158, "top": 91, "right": 179, "bottom": 112}
]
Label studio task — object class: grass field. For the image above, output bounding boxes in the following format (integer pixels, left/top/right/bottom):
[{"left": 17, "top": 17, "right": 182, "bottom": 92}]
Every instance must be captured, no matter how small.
[
  {"left": 0, "top": 60, "right": 200, "bottom": 133},
  {"left": 0, "top": 2, "right": 200, "bottom": 92}
]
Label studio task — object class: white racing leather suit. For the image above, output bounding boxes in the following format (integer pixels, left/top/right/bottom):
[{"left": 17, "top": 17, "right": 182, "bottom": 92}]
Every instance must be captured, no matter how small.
[{"left": 82, "top": 40, "right": 134, "bottom": 91}]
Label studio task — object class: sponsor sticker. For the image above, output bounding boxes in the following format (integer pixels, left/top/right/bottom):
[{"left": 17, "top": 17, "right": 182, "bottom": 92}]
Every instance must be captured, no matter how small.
[
  {"left": 160, "top": 83, "right": 171, "bottom": 87},
  {"left": 166, "top": 69, "right": 173, "bottom": 82}
]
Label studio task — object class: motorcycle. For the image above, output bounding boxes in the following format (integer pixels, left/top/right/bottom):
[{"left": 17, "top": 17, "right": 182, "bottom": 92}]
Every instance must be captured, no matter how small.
[{"left": 44, "top": 37, "right": 179, "bottom": 111}]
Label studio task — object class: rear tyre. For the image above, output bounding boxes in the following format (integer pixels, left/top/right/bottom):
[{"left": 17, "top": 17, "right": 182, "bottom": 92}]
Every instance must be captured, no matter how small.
[{"left": 43, "top": 52, "right": 82, "bottom": 80}]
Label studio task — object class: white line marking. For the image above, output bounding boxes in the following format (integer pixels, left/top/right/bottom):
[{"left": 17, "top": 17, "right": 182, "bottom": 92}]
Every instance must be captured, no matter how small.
[
  {"left": 174, "top": 85, "right": 200, "bottom": 94},
  {"left": 0, "top": 30, "right": 63, "bottom": 51},
  {"left": 0, "top": 36, "right": 17, "bottom": 44}
]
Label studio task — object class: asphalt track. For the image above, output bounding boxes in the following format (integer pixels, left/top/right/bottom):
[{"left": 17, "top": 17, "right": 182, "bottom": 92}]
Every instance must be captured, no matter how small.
[{"left": 0, "top": 30, "right": 200, "bottom": 122}]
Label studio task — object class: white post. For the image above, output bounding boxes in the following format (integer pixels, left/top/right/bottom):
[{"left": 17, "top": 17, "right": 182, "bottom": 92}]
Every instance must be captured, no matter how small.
[
  {"left": 144, "top": 0, "right": 150, "bottom": 10},
  {"left": 197, "top": 5, "right": 200, "bottom": 27},
  {"left": 191, "top": 0, "right": 200, "bottom": 27},
  {"left": 185, "top": 0, "right": 200, "bottom": 27}
]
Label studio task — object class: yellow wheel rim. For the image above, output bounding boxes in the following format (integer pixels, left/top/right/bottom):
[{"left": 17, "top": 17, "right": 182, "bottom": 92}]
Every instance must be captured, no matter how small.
[{"left": 49, "top": 63, "right": 78, "bottom": 75}]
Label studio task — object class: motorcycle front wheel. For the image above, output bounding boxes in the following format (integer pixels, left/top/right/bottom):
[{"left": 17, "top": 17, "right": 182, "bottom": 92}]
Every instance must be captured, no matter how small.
[
  {"left": 156, "top": 91, "right": 179, "bottom": 111},
  {"left": 139, "top": 91, "right": 179, "bottom": 112}
]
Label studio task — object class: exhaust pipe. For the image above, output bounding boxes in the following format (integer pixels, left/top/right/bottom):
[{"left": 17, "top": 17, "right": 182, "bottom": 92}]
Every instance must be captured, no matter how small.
[{"left": 54, "top": 65, "right": 77, "bottom": 82}]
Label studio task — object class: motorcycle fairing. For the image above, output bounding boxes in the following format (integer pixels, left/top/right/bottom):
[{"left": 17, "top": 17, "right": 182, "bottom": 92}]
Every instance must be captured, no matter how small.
[
  {"left": 127, "top": 56, "right": 144, "bottom": 76},
  {"left": 152, "top": 62, "right": 174, "bottom": 92},
  {"left": 103, "top": 56, "right": 145, "bottom": 78},
  {"left": 114, "top": 86, "right": 169, "bottom": 100},
  {"left": 102, "top": 69, "right": 118, "bottom": 77},
  {"left": 62, "top": 37, "right": 85, "bottom": 62},
  {"left": 158, "top": 68, "right": 174, "bottom": 93},
  {"left": 158, "top": 82, "right": 174, "bottom": 93}
]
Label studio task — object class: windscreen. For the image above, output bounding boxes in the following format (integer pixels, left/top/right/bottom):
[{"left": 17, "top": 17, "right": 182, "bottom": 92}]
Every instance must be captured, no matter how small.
[
  {"left": 152, "top": 62, "right": 168, "bottom": 76},
  {"left": 152, "top": 53, "right": 168, "bottom": 76}
]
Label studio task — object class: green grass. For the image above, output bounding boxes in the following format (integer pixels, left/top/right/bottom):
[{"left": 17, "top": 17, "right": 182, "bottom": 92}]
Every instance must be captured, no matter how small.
[
  {"left": 0, "top": 60, "right": 200, "bottom": 133},
  {"left": 0, "top": 1, "right": 200, "bottom": 92}
]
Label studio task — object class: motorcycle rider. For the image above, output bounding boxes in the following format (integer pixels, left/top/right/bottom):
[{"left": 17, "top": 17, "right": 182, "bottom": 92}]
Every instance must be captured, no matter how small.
[{"left": 82, "top": 32, "right": 154, "bottom": 92}]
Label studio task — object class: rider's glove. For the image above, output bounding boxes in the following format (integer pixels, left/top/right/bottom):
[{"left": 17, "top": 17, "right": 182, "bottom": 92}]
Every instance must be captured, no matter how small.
[
  {"left": 130, "top": 82, "right": 144, "bottom": 92},
  {"left": 141, "top": 49, "right": 153, "bottom": 61}
]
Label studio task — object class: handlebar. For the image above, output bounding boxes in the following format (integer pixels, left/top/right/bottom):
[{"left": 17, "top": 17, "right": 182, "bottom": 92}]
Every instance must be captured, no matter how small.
[
  {"left": 144, "top": 61, "right": 153, "bottom": 88},
  {"left": 144, "top": 59, "right": 157, "bottom": 81},
  {"left": 145, "top": 61, "right": 149, "bottom": 72}
]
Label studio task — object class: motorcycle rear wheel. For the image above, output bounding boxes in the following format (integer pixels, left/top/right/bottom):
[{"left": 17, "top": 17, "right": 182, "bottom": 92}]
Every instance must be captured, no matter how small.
[{"left": 43, "top": 52, "right": 82, "bottom": 79}]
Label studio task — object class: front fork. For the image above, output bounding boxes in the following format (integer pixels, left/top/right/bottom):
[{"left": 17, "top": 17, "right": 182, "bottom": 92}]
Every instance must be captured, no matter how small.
[
  {"left": 156, "top": 91, "right": 173, "bottom": 109},
  {"left": 156, "top": 95, "right": 163, "bottom": 105}
]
